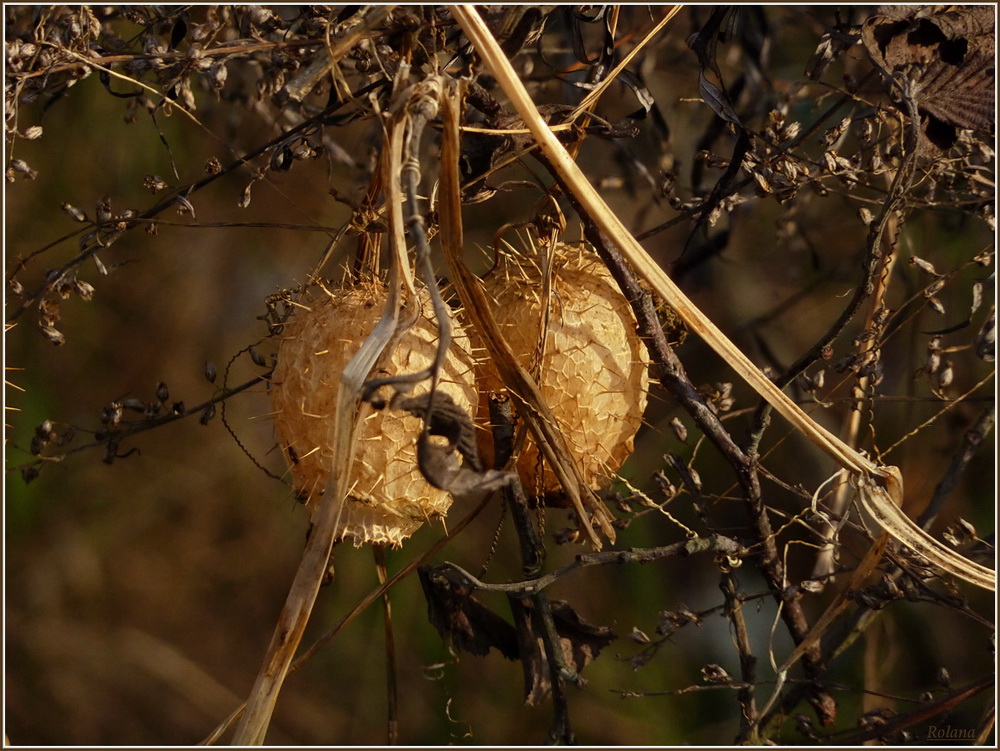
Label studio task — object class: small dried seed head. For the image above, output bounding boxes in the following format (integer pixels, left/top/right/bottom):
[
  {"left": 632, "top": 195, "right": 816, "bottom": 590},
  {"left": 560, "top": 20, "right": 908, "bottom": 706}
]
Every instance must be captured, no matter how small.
[
  {"left": 61, "top": 202, "right": 87, "bottom": 222},
  {"left": 199, "top": 403, "right": 216, "bottom": 425}
]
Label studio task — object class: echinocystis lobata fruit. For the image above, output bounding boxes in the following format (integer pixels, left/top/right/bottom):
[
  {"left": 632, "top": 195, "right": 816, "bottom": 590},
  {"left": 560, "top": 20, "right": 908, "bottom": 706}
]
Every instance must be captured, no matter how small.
[
  {"left": 477, "top": 241, "right": 650, "bottom": 498},
  {"left": 270, "top": 280, "right": 479, "bottom": 547}
]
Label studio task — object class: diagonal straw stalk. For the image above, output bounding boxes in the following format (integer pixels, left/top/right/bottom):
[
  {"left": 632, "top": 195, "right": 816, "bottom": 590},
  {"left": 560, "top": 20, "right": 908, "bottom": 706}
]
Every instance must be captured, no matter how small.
[
  {"left": 231, "top": 112, "right": 419, "bottom": 744},
  {"left": 449, "top": 5, "right": 994, "bottom": 593},
  {"left": 437, "top": 78, "right": 616, "bottom": 548}
]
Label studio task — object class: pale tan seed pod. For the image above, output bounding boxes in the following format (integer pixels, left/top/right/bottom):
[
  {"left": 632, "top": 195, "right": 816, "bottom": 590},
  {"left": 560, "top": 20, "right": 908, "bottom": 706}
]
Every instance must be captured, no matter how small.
[
  {"left": 270, "top": 280, "right": 479, "bottom": 548},
  {"left": 477, "top": 241, "right": 650, "bottom": 498}
]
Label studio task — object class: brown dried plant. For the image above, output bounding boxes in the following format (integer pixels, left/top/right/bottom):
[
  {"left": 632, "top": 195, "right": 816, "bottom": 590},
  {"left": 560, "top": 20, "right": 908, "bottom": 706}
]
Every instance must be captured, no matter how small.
[{"left": 5, "top": 6, "right": 994, "bottom": 746}]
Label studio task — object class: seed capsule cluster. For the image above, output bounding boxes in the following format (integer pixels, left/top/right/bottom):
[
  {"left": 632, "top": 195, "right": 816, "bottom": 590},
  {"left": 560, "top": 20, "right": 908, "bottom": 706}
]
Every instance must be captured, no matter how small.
[
  {"left": 477, "top": 242, "right": 650, "bottom": 498},
  {"left": 270, "top": 242, "right": 650, "bottom": 547},
  {"left": 270, "top": 281, "right": 478, "bottom": 547}
]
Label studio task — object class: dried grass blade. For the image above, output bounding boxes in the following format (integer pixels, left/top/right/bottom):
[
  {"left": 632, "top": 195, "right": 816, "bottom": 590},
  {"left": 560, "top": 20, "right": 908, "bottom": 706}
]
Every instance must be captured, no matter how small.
[
  {"left": 232, "top": 122, "right": 415, "bottom": 745},
  {"left": 450, "top": 5, "right": 994, "bottom": 592},
  {"left": 437, "top": 78, "right": 615, "bottom": 548},
  {"left": 203, "top": 491, "right": 494, "bottom": 746},
  {"left": 232, "top": 302, "right": 399, "bottom": 744},
  {"left": 384, "top": 106, "right": 419, "bottom": 301},
  {"left": 858, "top": 468, "right": 995, "bottom": 592}
]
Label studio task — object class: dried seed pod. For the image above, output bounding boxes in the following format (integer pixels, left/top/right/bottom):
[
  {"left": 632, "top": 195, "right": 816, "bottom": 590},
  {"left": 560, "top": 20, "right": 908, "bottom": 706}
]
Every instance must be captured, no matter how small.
[
  {"left": 61, "top": 202, "right": 87, "bottom": 222},
  {"left": 73, "top": 280, "right": 95, "bottom": 300},
  {"left": 248, "top": 346, "right": 267, "bottom": 367},
  {"left": 121, "top": 398, "right": 146, "bottom": 413},
  {"left": 477, "top": 241, "right": 650, "bottom": 498},
  {"left": 670, "top": 417, "right": 688, "bottom": 443},
  {"left": 935, "top": 359, "right": 954, "bottom": 390},
  {"left": 270, "top": 280, "right": 479, "bottom": 548},
  {"left": 199, "top": 403, "right": 216, "bottom": 425},
  {"left": 143, "top": 175, "right": 169, "bottom": 193}
]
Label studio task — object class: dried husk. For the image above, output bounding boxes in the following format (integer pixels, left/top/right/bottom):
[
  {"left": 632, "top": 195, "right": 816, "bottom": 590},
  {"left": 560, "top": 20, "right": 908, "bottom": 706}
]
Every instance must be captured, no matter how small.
[
  {"left": 477, "top": 241, "right": 650, "bottom": 498},
  {"left": 270, "top": 280, "right": 479, "bottom": 547}
]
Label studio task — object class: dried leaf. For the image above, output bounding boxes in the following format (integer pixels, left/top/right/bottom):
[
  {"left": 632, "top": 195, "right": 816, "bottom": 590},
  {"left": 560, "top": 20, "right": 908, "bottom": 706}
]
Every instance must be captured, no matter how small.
[
  {"left": 688, "top": 7, "right": 743, "bottom": 126},
  {"left": 628, "top": 649, "right": 657, "bottom": 670},
  {"left": 385, "top": 390, "right": 516, "bottom": 497},
  {"left": 861, "top": 6, "right": 995, "bottom": 150},
  {"left": 418, "top": 567, "right": 520, "bottom": 660},
  {"left": 551, "top": 599, "right": 616, "bottom": 673},
  {"left": 510, "top": 597, "right": 616, "bottom": 705},
  {"left": 698, "top": 73, "right": 741, "bottom": 126}
]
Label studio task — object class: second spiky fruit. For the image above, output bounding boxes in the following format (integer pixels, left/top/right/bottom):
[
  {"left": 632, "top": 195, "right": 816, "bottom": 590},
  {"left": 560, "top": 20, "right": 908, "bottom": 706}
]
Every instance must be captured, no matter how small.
[{"left": 477, "top": 241, "right": 650, "bottom": 498}]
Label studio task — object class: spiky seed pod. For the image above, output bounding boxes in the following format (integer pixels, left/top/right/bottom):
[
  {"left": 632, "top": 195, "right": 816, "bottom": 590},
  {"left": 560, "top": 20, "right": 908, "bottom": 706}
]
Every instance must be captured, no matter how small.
[
  {"left": 270, "top": 280, "right": 479, "bottom": 548},
  {"left": 478, "top": 241, "right": 650, "bottom": 498}
]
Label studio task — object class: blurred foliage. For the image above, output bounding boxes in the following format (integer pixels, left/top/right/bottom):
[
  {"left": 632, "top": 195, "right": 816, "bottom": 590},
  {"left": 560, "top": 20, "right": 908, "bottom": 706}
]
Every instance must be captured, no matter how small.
[{"left": 4, "top": 5, "right": 995, "bottom": 746}]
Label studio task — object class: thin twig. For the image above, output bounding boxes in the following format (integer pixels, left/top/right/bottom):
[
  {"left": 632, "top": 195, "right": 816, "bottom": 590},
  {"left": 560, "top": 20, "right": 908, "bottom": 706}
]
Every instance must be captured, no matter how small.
[
  {"left": 745, "top": 69, "right": 922, "bottom": 462},
  {"left": 829, "top": 674, "right": 994, "bottom": 745},
  {"left": 427, "top": 535, "right": 744, "bottom": 596},
  {"left": 373, "top": 546, "right": 399, "bottom": 746},
  {"left": 918, "top": 405, "right": 995, "bottom": 529},
  {"left": 489, "top": 390, "right": 576, "bottom": 742},
  {"left": 534, "top": 595, "right": 575, "bottom": 745},
  {"left": 488, "top": 395, "right": 545, "bottom": 576},
  {"left": 9, "top": 374, "right": 267, "bottom": 475},
  {"left": 811, "top": 207, "right": 901, "bottom": 584},
  {"left": 8, "top": 78, "right": 389, "bottom": 322},
  {"left": 721, "top": 572, "right": 759, "bottom": 743},
  {"left": 14, "top": 38, "right": 333, "bottom": 81}
]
